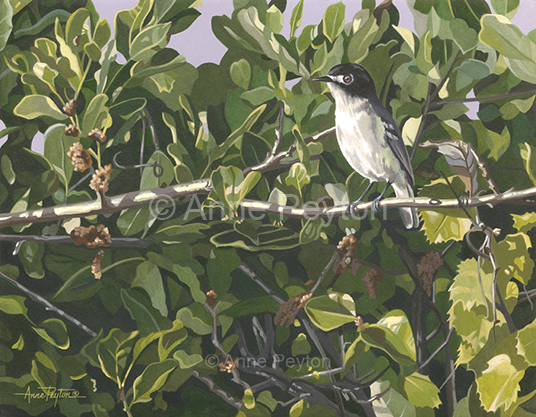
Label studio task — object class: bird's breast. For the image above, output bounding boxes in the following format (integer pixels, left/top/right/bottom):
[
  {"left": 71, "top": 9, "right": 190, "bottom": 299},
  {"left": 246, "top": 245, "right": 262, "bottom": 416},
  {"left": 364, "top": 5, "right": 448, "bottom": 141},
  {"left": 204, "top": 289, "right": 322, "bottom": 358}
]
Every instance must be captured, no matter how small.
[{"left": 334, "top": 100, "right": 393, "bottom": 181}]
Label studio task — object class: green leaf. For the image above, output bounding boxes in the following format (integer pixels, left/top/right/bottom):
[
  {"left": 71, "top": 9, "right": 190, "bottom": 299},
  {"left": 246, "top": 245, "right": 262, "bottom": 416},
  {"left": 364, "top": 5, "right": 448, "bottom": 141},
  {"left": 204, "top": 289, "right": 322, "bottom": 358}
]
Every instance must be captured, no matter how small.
[
  {"left": 404, "top": 372, "right": 441, "bottom": 408},
  {"left": 43, "top": 124, "right": 78, "bottom": 186},
  {"left": 1, "top": 154, "right": 15, "bottom": 185},
  {"left": 97, "top": 328, "right": 138, "bottom": 382},
  {"left": 230, "top": 59, "right": 251, "bottom": 90},
  {"left": 455, "top": 59, "right": 490, "bottom": 80},
  {"left": 0, "top": 295, "right": 28, "bottom": 316},
  {"left": 172, "top": 264, "right": 205, "bottom": 304},
  {"left": 487, "top": 127, "right": 510, "bottom": 161},
  {"left": 117, "top": 206, "right": 151, "bottom": 237},
  {"left": 491, "top": 0, "right": 520, "bottom": 19},
  {"left": 479, "top": 14, "right": 536, "bottom": 84},
  {"left": 512, "top": 212, "right": 536, "bottom": 233},
  {"left": 84, "top": 41, "right": 101, "bottom": 61},
  {"left": 158, "top": 319, "right": 187, "bottom": 360},
  {"left": 372, "top": 380, "right": 417, "bottom": 417},
  {"left": 82, "top": 93, "right": 109, "bottom": 136},
  {"left": 322, "top": 2, "right": 345, "bottom": 43},
  {"left": 517, "top": 317, "right": 536, "bottom": 366},
  {"left": 492, "top": 232, "right": 533, "bottom": 286},
  {"left": 177, "top": 303, "right": 213, "bottom": 335},
  {"left": 221, "top": 295, "right": 280, "bottom": 317},
  {"left": 140, "top": 150, "right": 175, "bottom": 190},
  {"left": 0, "top": 0, "right": 13, "bottom": 52},
  {"left": 130, "top": 22, "right": 172, "bottom": 62},
  {"left": 500, "top": 95, "right": 536, "bottom": 120},
  {"left": 419, "top": 178, "right": 476, "bottom": 243},
  {"left": 523, "top": 142, "right": 536, "bottom": 186},
  {"left": 121, "top": 289, "right": 161, "bottom": 335},
  {"left": 14, "top": 95, "right": 67, "bottom": 120},
  {"left": 449, "top": 258, "right": 492, "bottom": 311},
  {"left": 173, "top": 350, "right": 202, "bottom": 369},
  {"left": 210, "top": 166, "right": 260, "bottom": 213},
  {"left": 243, "top": 388, "right": 255, "bottom": 410},
  {"left": 93, "top": 18, "right": 111, "bottom": 48},
  {"left": 19, "top": 242, "right": 44, "bottom": 279},
  {"left": 475, "top": 354, "right": 524, "bottom": 412},
  {"left": 241, "top": 86, "right": 275, "bottom": 106},
  {"left": 207, "top": 259, "right": 232, "bottom": 298},
  {"left": 291, "top": 333, "right": 311, "bottom": 356},
  {"left": 131, "top": 359, "right": 177, "bottom": 405},
  {"left": 289, "top": 0, "right": 304, "bottom": 38},
  {"left": 109, "top": 98, "right": 147, "bottom": 119},
  {"left": 449, "top": 18, "right": 478, "bottom": 54},
  {"left": 361, "top": 310, "right": 416, "bottom": 366},
  {"left": 347, "top": 11, "right": 380, "bottom": 63},
  {"left": 131, "top": 53, "right": 186, "bottom": 79},
  {"left": 266, "top": 5, "right": 283, "bottom": 34},
  {"left": 32, "top": 318, "right": 69, "bottom": 349},
  {"left": 211, "top": 224, "right": 300, "bottom": 251},
  {"left": 132, "top": 261, "right": 168, "bottom": 317},
  {"left": 304, "top": 295, "right": 355, "bottom": 331}
]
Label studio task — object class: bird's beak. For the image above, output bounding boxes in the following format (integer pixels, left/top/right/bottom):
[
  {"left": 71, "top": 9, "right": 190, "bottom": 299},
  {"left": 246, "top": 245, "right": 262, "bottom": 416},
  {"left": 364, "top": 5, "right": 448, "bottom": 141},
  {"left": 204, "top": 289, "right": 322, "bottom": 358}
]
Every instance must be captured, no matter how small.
[{"left": 313, "top": 76, "right": 332, "bottom": 82}]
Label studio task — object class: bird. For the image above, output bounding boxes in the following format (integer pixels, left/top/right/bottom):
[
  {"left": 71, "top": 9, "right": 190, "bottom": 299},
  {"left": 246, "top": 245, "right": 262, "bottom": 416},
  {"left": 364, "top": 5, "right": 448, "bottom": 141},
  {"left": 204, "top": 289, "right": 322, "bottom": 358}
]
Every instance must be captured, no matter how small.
[{"left": 314, "top": 63, "right": 419, "bottom": 229}]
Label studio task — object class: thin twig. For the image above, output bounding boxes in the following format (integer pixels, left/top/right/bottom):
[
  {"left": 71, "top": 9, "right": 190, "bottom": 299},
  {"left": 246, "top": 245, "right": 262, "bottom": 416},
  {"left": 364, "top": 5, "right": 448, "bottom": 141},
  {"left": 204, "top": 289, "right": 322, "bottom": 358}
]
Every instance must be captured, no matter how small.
[
  {"left": 192, "top": 371, "right": 243, "bottom": 409},
  {"left": 143, "top": 110, "right": 160, "bottom": 151},
  {"left": 0, "top": 270, "right": 97, "bottom": 337},
  {"left": 312, "top": 251, "right": 338, "bottom": 293},
  {"left": 0, "top": 234, "right": 152, "bottom": 248},
  {"left": 417, "top": 328, "right": 454, "bottom": 373},
  {"left": 238, "top": 264, "right": 284, "bottom": 304}
]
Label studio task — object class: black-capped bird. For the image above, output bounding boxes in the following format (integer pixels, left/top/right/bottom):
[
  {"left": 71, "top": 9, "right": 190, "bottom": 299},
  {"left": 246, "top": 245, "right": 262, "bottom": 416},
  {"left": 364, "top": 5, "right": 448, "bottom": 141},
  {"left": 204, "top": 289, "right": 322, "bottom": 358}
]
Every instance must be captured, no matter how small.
[{"left": 314, "top": 63, "right": 419, "bottom": 229}]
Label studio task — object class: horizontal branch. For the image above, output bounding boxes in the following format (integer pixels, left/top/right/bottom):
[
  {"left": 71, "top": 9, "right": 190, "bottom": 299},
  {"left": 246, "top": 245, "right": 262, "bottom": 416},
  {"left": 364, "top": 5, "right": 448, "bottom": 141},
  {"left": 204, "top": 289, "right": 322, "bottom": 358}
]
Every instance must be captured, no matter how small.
[
  {"left": 0, "top": 179, "right": 212, "bottom": 229},
  {"left": 2, "top": 176, "right": 536, "bottom": 229},
  {"left": 0, "top": 234, "right": 152, "bottom": 248},
  {"left": 240, "top": 186, "right": 536, "bottom": 218}
]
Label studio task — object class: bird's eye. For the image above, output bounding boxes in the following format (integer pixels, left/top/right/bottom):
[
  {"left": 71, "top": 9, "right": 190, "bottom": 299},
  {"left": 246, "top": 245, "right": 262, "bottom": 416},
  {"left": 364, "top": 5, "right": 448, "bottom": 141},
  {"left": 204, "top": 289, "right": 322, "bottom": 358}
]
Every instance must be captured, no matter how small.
[{"left": 342, "top": 74, "right": 353, "bottom": 84}]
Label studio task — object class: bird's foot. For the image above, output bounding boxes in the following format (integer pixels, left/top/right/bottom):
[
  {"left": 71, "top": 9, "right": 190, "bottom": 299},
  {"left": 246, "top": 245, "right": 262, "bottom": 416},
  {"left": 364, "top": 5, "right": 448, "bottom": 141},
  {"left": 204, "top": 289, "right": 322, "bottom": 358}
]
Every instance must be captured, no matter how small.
[
  {"left": 347, "top": 199, "right": 363, "bottom": 216},
  {"left": 371, "top": 196, "right": 382, "bottom": 213}
]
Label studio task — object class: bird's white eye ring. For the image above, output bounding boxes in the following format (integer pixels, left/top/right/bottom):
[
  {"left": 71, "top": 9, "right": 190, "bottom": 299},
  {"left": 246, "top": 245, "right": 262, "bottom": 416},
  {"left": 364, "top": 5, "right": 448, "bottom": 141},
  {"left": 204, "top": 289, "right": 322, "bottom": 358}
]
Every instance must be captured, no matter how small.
[{"left": 342, "top": 74, "right": 353, "bottom": 84}]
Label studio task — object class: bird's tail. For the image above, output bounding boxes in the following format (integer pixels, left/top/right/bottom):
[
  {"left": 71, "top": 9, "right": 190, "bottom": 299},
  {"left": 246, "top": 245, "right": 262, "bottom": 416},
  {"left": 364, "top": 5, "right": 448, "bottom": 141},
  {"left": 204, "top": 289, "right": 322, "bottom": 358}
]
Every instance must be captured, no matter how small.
[{"left": 391, "top": 181, "right": 419, "bottom": 229}]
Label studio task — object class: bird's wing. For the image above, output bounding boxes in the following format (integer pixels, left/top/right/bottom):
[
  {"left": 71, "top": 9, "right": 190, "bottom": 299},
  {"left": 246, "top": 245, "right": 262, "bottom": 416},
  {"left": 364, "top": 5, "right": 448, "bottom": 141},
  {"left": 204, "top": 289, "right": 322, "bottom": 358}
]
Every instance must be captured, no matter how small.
[{"left": 371, "top": 99, "right": 414, "bottom": 187}]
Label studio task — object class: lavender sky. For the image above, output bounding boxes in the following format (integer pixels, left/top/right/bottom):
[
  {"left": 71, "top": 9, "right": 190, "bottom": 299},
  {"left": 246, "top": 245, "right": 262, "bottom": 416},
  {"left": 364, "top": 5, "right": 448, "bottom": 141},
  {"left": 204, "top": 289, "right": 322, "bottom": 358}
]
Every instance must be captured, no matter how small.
[{"left": 1, "top": 0, "right": 535, "bottom": 151}]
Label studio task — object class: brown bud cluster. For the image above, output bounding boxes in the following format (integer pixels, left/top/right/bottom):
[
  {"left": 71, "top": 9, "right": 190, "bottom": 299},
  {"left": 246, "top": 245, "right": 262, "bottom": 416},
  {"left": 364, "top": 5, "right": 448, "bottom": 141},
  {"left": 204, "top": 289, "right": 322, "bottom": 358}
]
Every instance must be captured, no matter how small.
[
  {"left": 63, "top": 99, "right": 76, "bottom": 116},
  {"left": 333, "top": 234, "right": 361, "bottom": 275},
  {"left": 355, "top": 316, "right": 365, "bottom": 331},
  {"left": 88, "top": 128, "right": 107, "bottom": 143},
  {"left": 67, "top": 142, "right": 92, "bottom": 172},
  {"left": 274, "top": 291, "right": 312, "bottom": 328},
  {"left": 206, "top": 290, "right": 218, "bottom": 307},
  {"left": 417, "top": 251, "right": 443, "bottom": 297},
  {"left": 65, "top": 124, "right": 80, "bottom": 137},
  {"left": 70, "top": 224, "right": 112, "bottom": 248},
  {"left": 218, "top": 357, "right": 238, "bottom": 373},
  {"left": 91, "top": 249, "right": 105, "bottom": 279},
  {"left": 362, "top": 269, "right": 385, "bottom": 299},
  {"left": 90, "top": 164, "right": 112, "bottom": 193}
]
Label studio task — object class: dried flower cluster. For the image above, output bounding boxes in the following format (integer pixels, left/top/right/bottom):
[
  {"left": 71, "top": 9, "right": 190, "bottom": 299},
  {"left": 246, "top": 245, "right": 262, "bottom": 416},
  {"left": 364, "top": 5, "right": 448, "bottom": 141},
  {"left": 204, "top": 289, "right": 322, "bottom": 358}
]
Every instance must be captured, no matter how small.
[
  {"left": 218, "top": 357, "right": 238, "bottom": 373},
  {"left": 206, "top": 290, "right": 218, "bottom": 307},
  {"left": 274, "top": 291, "right": 312, "bottom": 327},
  {"left": 67, "top": 142, "right": 92, "bottom": 172},
  {"left": 70, "top": 224, "right": 112, "bottom": 248},
  {"left": 333, "top": 234, "right": 361, "bottom": 275},
  {"left": 91, "top": 250, "right": 105, "bottom": 279},
  {"left": 65, "top": 124, "right": 80, "bottom": 137},
  {"left": 362, "top": 269, "right": 385, "bottom": 299},
  {"left": 89, "top": 164, "right": 112, "bottom": 193},
  {"left": 417, "top": 251, "right": 443, "bottom": 297},
  {"left": 88, "top": 128, "right": 107, "bottom": 143},
  {"left": 355, "top": 316, "right": 365, "bottom": 331},
  {"left": 63, "top": 99, "right": 76, "bottom": 116}
]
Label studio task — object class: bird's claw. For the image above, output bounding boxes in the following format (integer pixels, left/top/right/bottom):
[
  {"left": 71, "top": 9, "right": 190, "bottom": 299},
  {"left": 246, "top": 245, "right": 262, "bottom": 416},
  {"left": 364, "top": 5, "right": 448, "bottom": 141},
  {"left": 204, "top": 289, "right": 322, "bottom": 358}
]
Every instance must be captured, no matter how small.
[
  {"left": 371, "top": 197, "right": 381, "bottom": 213},
  {"left": 458, "top": 195, "right": 469, "bottom": 209},
  {"left": 347, "top": 200, "right": 361, "bottom": 216}
]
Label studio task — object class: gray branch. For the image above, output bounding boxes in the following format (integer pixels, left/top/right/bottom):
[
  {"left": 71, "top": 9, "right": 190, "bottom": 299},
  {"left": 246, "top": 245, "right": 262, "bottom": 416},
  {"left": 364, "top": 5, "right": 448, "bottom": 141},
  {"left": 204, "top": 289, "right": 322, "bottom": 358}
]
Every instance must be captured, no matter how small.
[{"left": 0, "top": 270, "right": 97, "bottom": 337}]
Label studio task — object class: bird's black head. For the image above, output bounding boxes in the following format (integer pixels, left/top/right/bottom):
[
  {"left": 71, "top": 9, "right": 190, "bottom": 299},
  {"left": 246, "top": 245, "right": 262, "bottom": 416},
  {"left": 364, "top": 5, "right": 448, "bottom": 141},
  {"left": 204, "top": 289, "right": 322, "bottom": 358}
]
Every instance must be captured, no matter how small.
[{"left": 314, "top": 63, "right": 377, "bottom": 98}]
